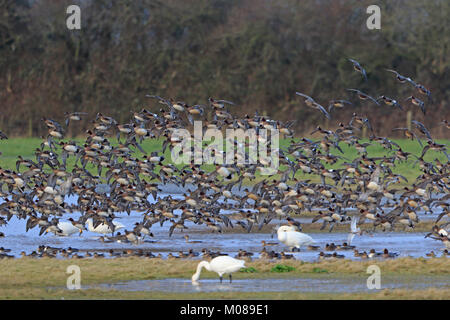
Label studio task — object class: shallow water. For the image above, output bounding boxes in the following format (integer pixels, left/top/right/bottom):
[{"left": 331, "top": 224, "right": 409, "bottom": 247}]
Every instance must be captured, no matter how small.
[
  {"left": 87, "top": 275, "right": 450, "bottom": 293},
  {"left": 0, "top": 189, "right": 447, "bottom": 260},
  {"left": 0, "top": 214, "right": 445, "bottom": 261}
]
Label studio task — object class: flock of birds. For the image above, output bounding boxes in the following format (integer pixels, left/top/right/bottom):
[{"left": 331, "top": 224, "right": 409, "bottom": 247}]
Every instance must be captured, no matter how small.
[{"left": 0, "top": 58, "right": 449, "bottom": 282}]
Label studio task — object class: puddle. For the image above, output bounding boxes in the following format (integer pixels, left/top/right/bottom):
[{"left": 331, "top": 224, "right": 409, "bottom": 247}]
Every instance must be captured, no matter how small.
[{"left": 86, "top": 276, "right": 450, "bottom": 293}]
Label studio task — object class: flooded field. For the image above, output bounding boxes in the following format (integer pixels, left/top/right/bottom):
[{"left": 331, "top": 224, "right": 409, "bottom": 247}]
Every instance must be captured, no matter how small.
[
  {"left": 1, "top": 185, "right": 448, "bottom": 298},
  {"left": 87, "top": 275, "right": 450, "bottom": 293},
  {"left": 0, "top": 187, "right": 447, "bottom": 261}
]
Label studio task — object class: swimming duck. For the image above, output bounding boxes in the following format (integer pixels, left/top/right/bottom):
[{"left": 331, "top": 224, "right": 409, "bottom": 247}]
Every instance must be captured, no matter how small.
[
  {"left": 331, "top": 252, "right": 345, "bottom": 259},
  {"left": 325, "top": 243, "right": 337, "bottom": 251},
  {"left": 184, "top": 234, "right": 203, "bottom": 243},
  {"left": 353, "top": 249, "right": 363, "bottom": 257},
  {"left": 108, "top": 249, "right": 121, "bottom": 258},
  {"left": 382, "top": 248, "right": 398, "bottom": 258},
  {"left": 336, "top": 242, "right": 355, "bottom": 250},
  {"left": 280, "top": 252, "right": 295, "bottom": 260},
  {"left": 318, "top": 252, "right": 333, "bottom": 259},
  {"left": 187, "top": 249, "right": 199, "bottom": 258},
  {"left": 261, "top": 240, "right": 277, "bottom": 247},
  {"left": 167, "top": 253, "right": 180, "bottom": 260},
  {"left": 368, "top": 249, "right": 382, "bottom": 258},
  {"left": 360, "top": 251, "right": 369, "bottom": 259}
]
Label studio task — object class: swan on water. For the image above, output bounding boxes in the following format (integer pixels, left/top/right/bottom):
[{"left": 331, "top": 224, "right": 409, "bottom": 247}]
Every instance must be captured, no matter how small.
[
  {"left": 277, "top": 225, "right": 315, "bottom": 251},
  {"left": 46, "top": 221, "right": 83, "bottom": 236},
  {"left": 86, "top": 218, "right": 125, "bottom": 235},
  {"left": 191, "top": 255, "right": 245, "bottom": 284}
]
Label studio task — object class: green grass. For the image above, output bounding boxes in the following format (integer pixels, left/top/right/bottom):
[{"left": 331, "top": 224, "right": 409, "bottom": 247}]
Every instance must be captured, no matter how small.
[
  {"left": 270, "top": 264, "right": 296, "bottom": 273},
  {"left": 0, "top": 137, "right": 448, "bottom": 186},
  {"left": 316, "top": 138, "right": 449, "bottom": 183},
  {"left": 0, "top": 137, "right": 164, "bottom": 174},
  {"left": 277, "top": 137, "right": 448, "bottom": 185}
]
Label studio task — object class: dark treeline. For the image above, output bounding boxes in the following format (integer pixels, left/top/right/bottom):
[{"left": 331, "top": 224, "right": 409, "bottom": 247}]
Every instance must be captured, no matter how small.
[{"left": 0, "top": 0, "right": 449, "bottom": 137}]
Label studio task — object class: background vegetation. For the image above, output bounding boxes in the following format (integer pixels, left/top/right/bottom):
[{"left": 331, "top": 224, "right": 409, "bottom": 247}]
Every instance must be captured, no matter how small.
[{"left": 0, "top": 0, "right": 449, "bottom": 137}]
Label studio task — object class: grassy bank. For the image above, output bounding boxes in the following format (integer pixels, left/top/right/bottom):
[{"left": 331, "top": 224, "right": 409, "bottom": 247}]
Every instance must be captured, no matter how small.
[
  {"left": 2, "top": 287, "right": 449, "bottom": 300},
  {"left": 0, "top": 256, "right": 448, "bottom": 299}
]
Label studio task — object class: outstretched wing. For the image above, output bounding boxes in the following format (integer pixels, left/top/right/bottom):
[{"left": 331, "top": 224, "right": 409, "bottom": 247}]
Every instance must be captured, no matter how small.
[
  {"left": 314, "top": 103, "right": 331, "bottom": 119},
  {"left": 295, "top": 92, "right": 314, "bottom": 100}
]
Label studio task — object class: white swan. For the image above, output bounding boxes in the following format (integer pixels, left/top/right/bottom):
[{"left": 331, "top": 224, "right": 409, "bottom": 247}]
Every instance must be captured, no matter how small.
[
  {"left": 192, "top": 255, "right": 245, "bottom": 283},
  {"left": 46, "top": 221, "right": 82, "bottom": 236},
  {"left": 86, "top": 218, "right": 125, "bottom": 235},
  {"left": 277, "top": 225, "right": 315, "bottom": 251}
]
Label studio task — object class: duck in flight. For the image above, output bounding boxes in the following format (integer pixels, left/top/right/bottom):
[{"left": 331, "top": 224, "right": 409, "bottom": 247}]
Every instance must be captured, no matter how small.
[
  {"left": 346, "top": 89, "right": 379, "bottom": 106},
  {"left": 405, "top": 96, "right": 426, "bottom": 115},
  {"left": 295, "top": 92, "right": 331, "bottom": 119},
  {"left": 385, "top": 69, "right": 416, "bottom": 86},
  {"left": 348, "top": 58, "right": 367, "bottom": 80}
]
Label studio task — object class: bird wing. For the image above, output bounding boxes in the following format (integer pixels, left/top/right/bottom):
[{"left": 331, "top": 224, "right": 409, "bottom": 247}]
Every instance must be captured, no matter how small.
[
  {"left": 314, "top": 103, "right": 331, "bottom": 119},
  {"left": 386, "top": 69, "right": 400, "bottom": 76},
  {"left": 347, "top": 233, "right": 355, "bottom": 245},
  {"left": 361, "top": 68, "right": 368, "bottom": 80},
  {"left": 216, "top": 99, "right": 235, "bottom": 105},
  {"left": 295, "top": 92, "right": 313, "bottom": 100},
  {"left": 366, "top": 94, "right": 380, "bottom": 105},
  {"left": 350, "top": 216, "right": 358, "bottom": 232}
]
